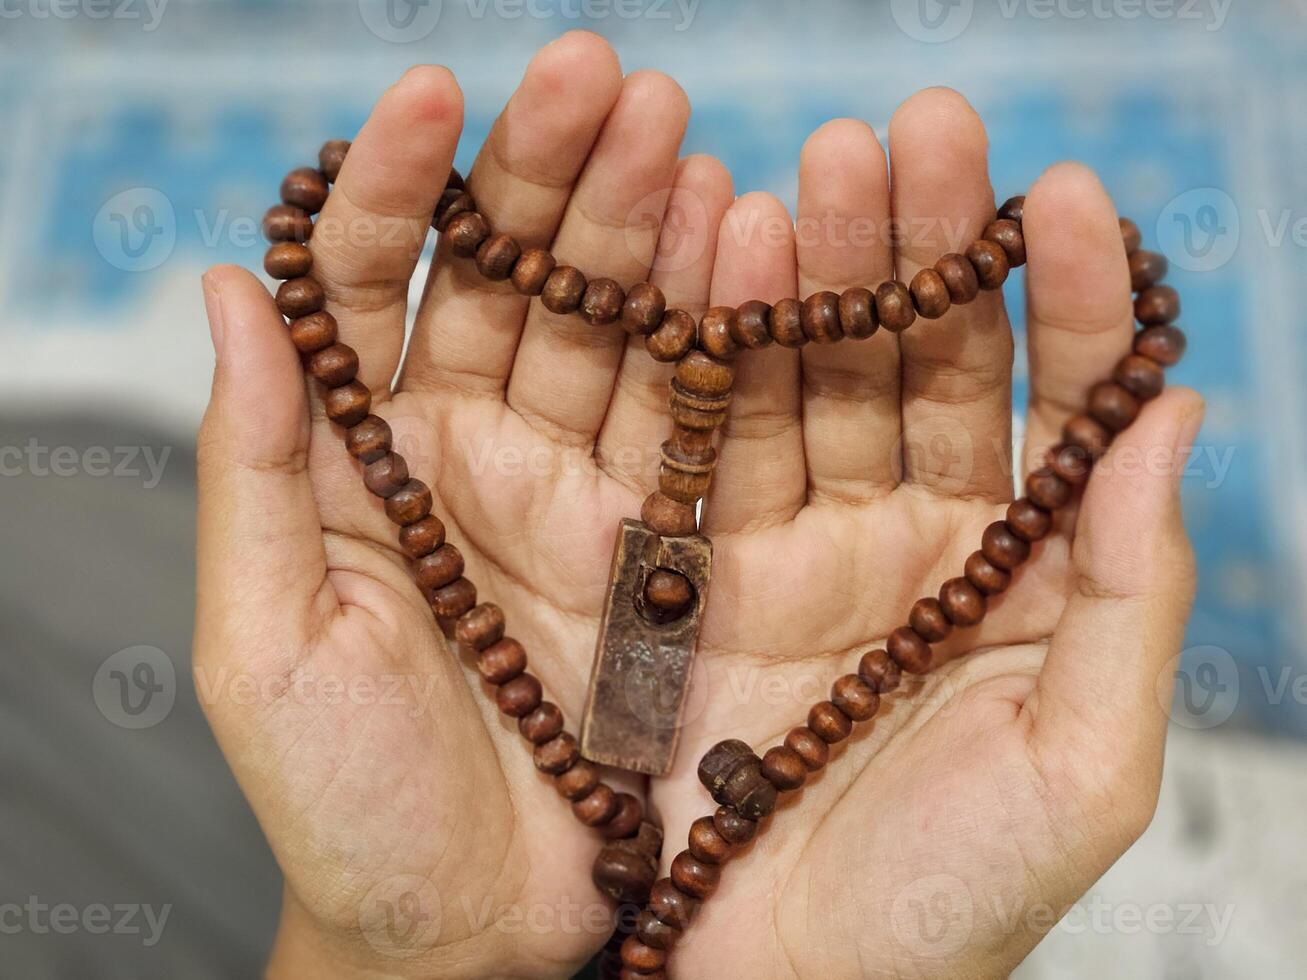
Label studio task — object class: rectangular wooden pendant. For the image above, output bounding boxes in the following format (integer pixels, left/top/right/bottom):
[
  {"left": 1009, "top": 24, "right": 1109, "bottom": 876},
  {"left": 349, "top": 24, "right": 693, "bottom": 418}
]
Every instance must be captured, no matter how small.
[{"left": 579, "top": 518, "right": 712, "bottom": 776}]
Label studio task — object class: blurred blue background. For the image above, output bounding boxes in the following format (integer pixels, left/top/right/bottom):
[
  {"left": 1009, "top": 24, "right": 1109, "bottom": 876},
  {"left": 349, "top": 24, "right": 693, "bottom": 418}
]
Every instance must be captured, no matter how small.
[{"left": 2, "top": 1, "right": 1305, "bottom": 977}]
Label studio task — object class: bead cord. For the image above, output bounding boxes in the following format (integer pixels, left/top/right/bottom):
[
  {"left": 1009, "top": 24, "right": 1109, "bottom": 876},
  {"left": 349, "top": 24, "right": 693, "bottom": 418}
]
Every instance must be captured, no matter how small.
[{"left": 261, "top": 141, "right": 1188, "bottom": 977}]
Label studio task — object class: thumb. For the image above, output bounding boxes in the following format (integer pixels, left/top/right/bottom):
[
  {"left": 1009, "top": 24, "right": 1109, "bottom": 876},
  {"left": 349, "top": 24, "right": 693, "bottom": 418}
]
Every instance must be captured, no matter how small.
[
  {"left": 195, "top": 265, "right": 328, "bottom": 667},
  {"left": 1031, "top": 385, "right": 1204, "bottom": 784}
]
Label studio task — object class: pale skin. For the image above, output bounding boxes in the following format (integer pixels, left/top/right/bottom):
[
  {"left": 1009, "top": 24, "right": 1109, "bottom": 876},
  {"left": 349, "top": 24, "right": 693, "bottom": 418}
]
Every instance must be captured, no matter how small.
[{"left": 196, "top": 31, "right": 1202, "bottom": 980}]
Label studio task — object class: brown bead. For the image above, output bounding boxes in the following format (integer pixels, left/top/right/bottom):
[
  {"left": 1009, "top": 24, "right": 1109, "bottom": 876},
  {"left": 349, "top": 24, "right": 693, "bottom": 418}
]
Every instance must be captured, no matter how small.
[
  {"left": 415, "top": 543, "right": 463, "bottom": 590},
  {"left": 444, "top": 168, "right": 464, "bottom": 193},
  {"left": 541, "top": 265, "right": 587, "bottom": 315},
  {"left": 446, "top": 211, "right": 491, "bottom": 258},
  {"left": 1114, "top": 353, "right": 1166, "bottom": 401},
  {"left": 555, "top": 758, "right": 599, "bottom": 801},
  {"left": 1064, "top": 414, "right": 1112, "bottom": 459},
  {"left": 966, "top": 239, "right": 1010, "bottom": 290},
  {"left": 646, "top": 309, "right": 696, "bottom": 362},
  {"left": 280, "top": 167, "right": 329, "bottom": 214},
  {"left": 430, "top": 577, "right": 476, "bottom": 622},
  {"left": 887, "top": 626, "right": 931, "bottom": 674},
  {"left": 307, "top": 343, "right": 358, "bottom": 387},
  {"left": 363, "top": 452, "right": 409, "bottom": 498},
  {"left": 808, "top": 700, "right": 854, "bottom": 742},
  {"left": 761, "top": 745, "right": 807, "bottom": 791},
  {"left": 838, "top": 286, "right": 877, "bottom": 339},
  {"left": 573, "top": 782, "right": 619, "bottom": 826},
  {"left": 318, "top": 140, "right": 350, "bottom": 183},
  {"left": 909, "top": 597, "right": 952, "bottom": 643},
  {"left": 1134, "top": 325, "right": 1187, "bottom": 367},
  {"left": 732, "top": 300, "right": 773, "bottom": 348},
  {"left": 264, "top": 242, "right": 313, "bottom": 280},
  {"left": 697, "top": 739, "right": 776, "bottom": 819},
  {"left": 345, "top": 414, "right": 391, "bottom": 464},
  {"left": 857, "top": 648, "right": 901, "bottom": 694},
  {"left": 1048, "top": 443, "right": 1092, "bottom": 485},
  {"left": 831, "top": 674, "right": 879, "bottom": 722},
  {"left": 875, "top": 280, "right": 916, "bottom": 333},
  {"left": 769, "top": 297, "right": 805, "bottom": 347},
  {"left": 700, "top": 306, "right": 741, "bottom": 359},
  {"left": 276, "top": 277, "right": 325, "bottom": 319},
  {"left": 593, "top": 841, "right": 657, "bottom": 905},
  {"left": 640, "top": 491, "right": 697, "bottom": 536},
  {"left": 1026, "top": 467, "right": 1071, "bottom": 510},
  {"left": 687, "top": 815, "right": 732, "bottom": 863},
  {"left": 643, "top": 568, "right": 693, "bottom": 619},
  {"left": 676, "top": 352, "right": 734, "bottom": 400},
  {"left": 936, "top": 252, "right": 981, "bottom": 305},
  {"left": 510, "top": 248, "right": 556, "bottom": 296},
  {"left": 474, "top": 233, "right": 520, "bottom": 281},
  {"left": 534, "top": 733, "right": 580, "bottom": 776},
  {"left": 1006, "top": 497, "right": 1052, "bottom": 542},
  {"left": 263, "top": 204, "right": 313, "bottom": 243},
  {"left": 983, "top": 218, "right": 1026, "bottom": 267},
  {"left": 636, "top": 910, "right": 679, "bottom": 951},
  {"left": 1088, "top": 381, "right": 1140, "bottom": 432},
  {"left": 964, "top": 551, "right": 1010, "bottom": 596},
  {"left": 384, "top": 479, "right": 432, "bottom": 526},
  {"left": 939, "top": 577, "right": 986, "bottom": 627},
  {"left": 454, "top": 602, "right": 504, "bottom": 650},
  {"left": 580, "top": 277, "right": 624, "bottom": 326},
  {"left": 496, "top": 672, "right": 543, "bottom": 719},
  {"left": 712, "top": 805, "right": 757, "bottom": 845},
  {"left": 399, "top": 515, "right": 445, "bottom": 559},
  {"left": 801, "top": 291, "right": 843, "bottom": 343},
  {"left": 1134, "top": 285, "right": 1180, "bottom": 325},
  {"left": 621, "top": 282, "right": 666, "bottom": 336},
  {"left": 784, "top": 726, "right": 829, "bottom": 772},
  {"left": 998, "top": 195, "right": 1026, "bottom": 224},
  {"left": 518, "top": 701, "right": 564, "bottom": 744},
  {"left": 289, "top": 311, "right": 338, "bottom": 354},
  {"left": 600, "top": 793, "right": 644, "bottom": 840},
  {"left": 981, "top": 520, "right": 1031, "bottom": 571},
  {"left": 670, "top": 851, "right": 719, "bottom": 899},
  {"left": 324, "top": 383, "right": 371, "bottom": 427},
  {"left": 621, "top": 935, "right": 666, "bottom": 974},
  {"left": 1120, "top": 217, "right": 1142, "bottom": 255},
  {"left": 649, "top": 878, "right": 696, "bottom": 929},
  {"left": 909, "top": 268, "right": 951, "bottom": 319},
  {"left": 1128, "top": 250, "right": 1169, "bottom": 292},
  {"left": 433, "top": 191, "right": 475, "bottom": 233}
]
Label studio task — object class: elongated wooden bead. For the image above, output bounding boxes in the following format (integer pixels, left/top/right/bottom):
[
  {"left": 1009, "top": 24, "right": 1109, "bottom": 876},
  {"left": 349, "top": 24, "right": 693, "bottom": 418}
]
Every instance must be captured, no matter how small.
[
  {"left": 384, "top": 479, "right": 432, "bottom": 526},
  {"left": 838, "top": 287, "right": 877, "bottom": 339},
  {"left": 784, "top": 726, "right": 829, "bottom": 772},
  {"left": 281, "top": 167, "right": 329, "bottom": 213},
  {"left": 700, "top": 306, "right": 741, "bottom": 359},
  {"left": 289, "top": 311, "right": 337, "bottom": 353},
  {"left": 1005, "top": 497, "right": 1052, "bottom": 542},
  {"left": 265, "top": 242, "right": 313, "bottom": 279},
  {"left": 981, "top": 520, "right": 1030, "bottom": 570},
  {"left": 621, "top": 282, "right": 666, "bottom": 336},
  {"left": 769, "top": 297, "right": 805, "bottom": 347},
  {"left": 431, "top": 577, "right": 476, "bottom": 622},
  {"left": 475, "top": 233, "right": 520, "bottom": 281},
  {"left": 939, "top": 577, "right": 986, "bottom": 626},
  {"left": 455, "top": 602, "right": 504, "bottom": 650},
  {"left": 415, "top": 543, "right": 462, "bottom": 590},
  {"left": 936, "top": 252, "right": 980, "bottom": 304},
  {"left": 761, "top": 745, "right": 806, "bottom": 791},
  {"left": 964, "top": 551, "right": 1010, "bottom": 596},
  {"left": 857, "top": 648, "right": 901, "bottom": 694},
  {"left": 324, "top": 383, "right": 370, "bottom": 427},
  {"left": 983, "top": 218, "right": 1026, "bottom": 267},
  {"left": 511, "top": 248, "right": 556, "bottom": 296},
  {"left": 886, "top": 626, "right": 931, "bottom": 674},
  {"left": 542, "top": 266, "right": 587, "bottom": 314},
  {"left": 875, "top": 281, "right": 916, "bottom": 332},
  {"left": 801, "top": 291, "right": 843, "bottom": 343},
  {"left": 277, "top": 277, "right": 325, "bottom": 318},
  {"left": 1134, "top": 325, "right": 1187, "bottom": 366},
  {"left": 909, "top": 597, "right": 952, "bottom": 642},
  {"left": 967, "top": 239, "right": 1010, "bottom": 290},
  {"left": 399, "top": 515, "right": 445, "bottom": 558},
  {"left": 1115, "top": 354, "right": 1166, "bottom": 400},
  {"left": 910, "top": 268, "right": 951, "bottom": 319},
  {"left": 647, "top": 309, "right": 696, "bottom": 362},
  {"left": 580, "top": 278, "right": 624, "bottom": 326},
  {"left": 345, "top": 414, "right": 391, "bottom": 464},
  {"left": 1134, "top": 285, "right": 1180, "bottom": 325},
  {"left": 733, "top": 299, "right": 773, "bottom": 348},
  {"left": 687, "top": 815, "right": 732, "bottom": 863},
  {"left": 831, "top": 674, "right": 879, "bottom": 721},
  {"left": 670, "top": 851, "right": 719, "bottom": 899},
  {"left": 808, "top": 700, "right": 854, "bottom": 742},
  {"left": 1129, "top": 250, "right": 1169, "bottom": 292}
]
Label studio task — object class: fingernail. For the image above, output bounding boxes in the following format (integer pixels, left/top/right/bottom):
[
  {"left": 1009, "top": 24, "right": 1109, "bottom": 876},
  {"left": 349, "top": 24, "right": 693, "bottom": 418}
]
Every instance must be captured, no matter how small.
[{"left": 201, "top": 271, "right": 225, "bottom": 356}]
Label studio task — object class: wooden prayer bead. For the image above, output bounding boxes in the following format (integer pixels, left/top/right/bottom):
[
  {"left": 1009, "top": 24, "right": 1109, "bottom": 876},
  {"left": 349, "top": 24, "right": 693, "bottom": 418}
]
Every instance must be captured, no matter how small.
[
  {"left": 676, "top": 350, "right": 734, "bottom": 397},
  {"left": 323, "top": 383, "right": 371, "bottom": 428},
  {"left": 700, "top": 306, "right": 741, "bottom": 359},
  {"left": 966, "top": 239, "right": 1010, "bottom": 290},
  {"left": 1114, "top": 353, "right": 1166, "bottom": 400},
  {"left": 621, "top": 935, "right": 666, "bottom": 974},
  {"left": 622, "top": 282, "right": 666, "bottom": 336},
  {"left": 831, "top": 674, "right": 879, "bottom": 722},
  {"left": 445, "top": 168, "right": 464, "bottom": 193},
  {"left": 1006, "top": 497, "right": 1052, "bottom": 543},
  {"left": 555, "top": 758, "right": 600, "bottom": 801},
  {"left": 801, "top": 291, "right": 843, "bottom": 343},
  {"left": 640, "top": 491, "right": 697, "bottom": 536},
  {"left": 649, "top": 878, "right": 696, "bottom": 929},
  {"left": 887, "top": 626, "right": 931, "bottom": 674},
  {"left": 983, "top": 219, "right": 1026, "bottom": 267},
  {"left": 761, "top": 745, "right": 807, "bottom": 791},
  {"left": 601, "top": 793, "right": 645, "bottom": 840},
  {"left": 1026, "top": 467, "right": 1071, "bottom": 510},
  {"left": 981, "top": 520, "right": 1031, "bottom": 570},
  {"left": 384, "top": 479, "right": 432, "bottom": 526},
  {"left": 276, "top": 277, "right": 325, "bottom": 319},
  {"left": 511, "top": 248, "right": 556, "bottom": 296},
  {"left": 1120, "top": 217, "right": 1142, "bottom": 255},
  {"left": 644, "top": 568, "right": 694, "bottom": 619},
  {"left": 497, "top": 672, "right": 543, "bottom": 719},
  {"left": 838, "top": 287, "right": 877, "bottom": 339},
  {"left": 263, "top": 204, "right": 313, "bottom": 243},
  {"left": 593, "top": 839, "right": 658, "bottom": 904},
  {"left": 364, "top": 452, "right": 409, "bottom": 498},
  {"left": 658, "top": 456, "right": 713, "bottom": 505},
  {"left": 433, "top": 191, "right": 475, "bottom": 233},
  {"left": 535, "top": 733, "right": 580, "bottom": 776},
  {"left": 475, "top": 640, "right": 525, "bottom": 684},
  {"left": 455, "top": 602, "right": 504, "bottom": 650},
  {"left": 573, "top": 783, "right": 620, "bottom": 826},
  {"left": 964, "top": 551, "right": 1010, "bottom": 596},
  {"left": 729, "top": 300, "right": 771, "bottom": 350},
  {"left": 687, "top": 815, "right": 732, "bottom": 863},
  {"left": 1134, "top": 285, "right": 1180, "bottom": 325},
  {"left": 909, "top": 597, "right": 953, "bottom": 643},
  {"left": 875, "top": 280, "right": 916, "bottom": 333},
  {"left": 697, "top": 740, "right": 776, "bottom": 819},
  {"left": 910, "top": 268, "right": 951, "bottom": 319},
  {"left": 939, "top": 577, "right": 986, "bottom": 627},
  {"left": 769, "top": 297, "right": 806, "bottom": 347},
  {"left": 475, "top": 233, "right": 521, "bottom": 281},
  {"left": 1088, "top": 381, "right": 1140, "bottom": 432},
  {"left": 415, "top": 543, "right": 463, "bottom": 590},
  {"left": 431, "top": 577, "right": 477, "bottom": 622},
  {"left": 1048, "top": 443, "right": 1092, "bottom": 485},
  {"left": 581, "top": 278, "right": 625, "bottom": 326},
  {"left": 1129, "top": 250, "right": 1169, "bottom": 292},
  {"left": 936, "top": 252, "right": 980, "bottom": 305},
  {"left": 289, "top": 311, "right": 338, "bottom": 354},
  {"left": 712, "top": 805, "right": 757, "bottom": 845},
  {"left": 1064, "top": 413, "right": 1112, "bottom": 459},
  {"left": 857, "top": 648, "right": 901, "bottom": 694},
  {"left": 280, "top": 167, "right": 329, "bottom": 214},
  {"left": 670, "top": 851, "right": 719, "bottom": 899},
  {"left": 636, "top": 910, "right": 680, "bottom": 951},
  {"left": 998, "top": 195, "right": 1026, "bottom": 224},
  {"left": 518, "top": 701, "right": 564, "bottom": 744},
  {"left": 784, "top": 726, "right": 829, "bottom": 772},
  {"left": 265, "top": 242, "right": 313, "bottom": 280},
  {"left": 318, "top": 140, "right": 350, "bottom": 183},
  {"left": 446, "top": 211, "right": 491, "bottom": 258},
  {"left": 542, "top": 265, "right": 587, "bottom": 315},
  {"left": 308, "top": 343, "right": 359, "bottom": 387},
  {"left": 646, "top": 309, "right": 696, "bottom": 362},
  {"left": 399, "top": 515, "right": 445, "bottom": 558},
  {"left": 345, "top": 414, "right": 391, "bottom": 464},
  {"left": 1135, "top": 324, "right": 1187, "bottom": 366},
  {"left": 808, "top": 700, "right": 854, "bottom": 742}
]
